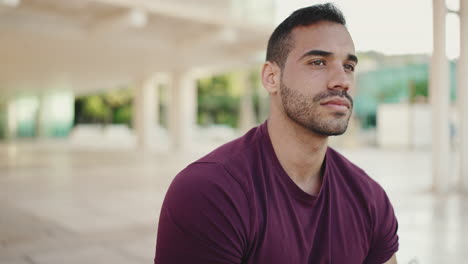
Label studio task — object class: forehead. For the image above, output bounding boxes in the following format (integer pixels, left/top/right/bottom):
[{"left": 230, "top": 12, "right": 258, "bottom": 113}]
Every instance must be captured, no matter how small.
[{"left": 288, "top": 21, "right": 355, "bottom": 59}]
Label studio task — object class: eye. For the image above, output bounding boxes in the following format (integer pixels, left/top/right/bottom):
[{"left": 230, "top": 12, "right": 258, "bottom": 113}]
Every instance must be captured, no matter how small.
[
  {"left": 309, "top": 60, "right": 326, "bottom": 66},
  {"left": 344, "top": 64, "right": 355, "bottom": 72}
]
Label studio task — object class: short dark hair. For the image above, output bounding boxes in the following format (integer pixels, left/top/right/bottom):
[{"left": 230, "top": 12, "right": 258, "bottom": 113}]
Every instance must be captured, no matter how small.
[{"left": 266, "top": 3, "right": 346, "bottom": 68}]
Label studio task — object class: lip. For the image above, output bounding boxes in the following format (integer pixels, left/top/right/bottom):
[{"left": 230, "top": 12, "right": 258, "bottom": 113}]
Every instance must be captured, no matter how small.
[{"left": 320, "top": 98, "right": 351, "bottom": 109}]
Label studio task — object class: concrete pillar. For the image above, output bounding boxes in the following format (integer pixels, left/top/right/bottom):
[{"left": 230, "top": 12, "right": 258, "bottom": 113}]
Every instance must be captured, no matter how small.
[
  {"left": 0, "top": 101, "right": 8, "bottom": 139},
  {"left": 459, "top": 0, "right": 468, "bottom": 192},
  {"left": 430, "top": 0, "right": 451, "bottom": 193},
  {"left": 133, "top": 75, "right": 158, "bottom": 150},
  {"left": 168, "top": 71, "right": 197, "bottom": 150},
  {"left": 238, "top": 70, "right": 256, "bottom": 133},
  {"left": 35, "top": 93, "right": 47, "bottom": 138},
  {"left": 5, "top": 100, "right": 17, "bottom": 140}
]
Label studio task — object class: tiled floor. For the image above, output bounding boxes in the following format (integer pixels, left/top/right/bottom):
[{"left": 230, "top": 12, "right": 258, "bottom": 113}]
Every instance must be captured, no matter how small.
[{"left": 0, "top": 140, "right": 467, "bottom": 264}]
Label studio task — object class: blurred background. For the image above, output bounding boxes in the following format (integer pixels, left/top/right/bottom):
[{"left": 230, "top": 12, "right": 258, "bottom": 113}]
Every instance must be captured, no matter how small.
[{"left": 0, "top": 0, "right": 467, "bottom": 263}]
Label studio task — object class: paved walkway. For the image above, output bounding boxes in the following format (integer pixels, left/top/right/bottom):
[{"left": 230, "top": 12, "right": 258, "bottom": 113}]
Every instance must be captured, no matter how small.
[{"left": 0, "top": 140, "right": 466, "bottom": 264}]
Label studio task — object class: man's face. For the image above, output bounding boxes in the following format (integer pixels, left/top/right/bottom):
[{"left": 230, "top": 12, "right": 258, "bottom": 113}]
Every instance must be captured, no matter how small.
[{"left": 279, "top": 21, "right": 356, "bottom": 136}]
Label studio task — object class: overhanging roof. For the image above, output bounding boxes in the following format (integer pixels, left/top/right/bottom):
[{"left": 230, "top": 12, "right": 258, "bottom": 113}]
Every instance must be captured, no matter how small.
[{"left": 0, "top": 0, "right": 275, "bottom": 95}]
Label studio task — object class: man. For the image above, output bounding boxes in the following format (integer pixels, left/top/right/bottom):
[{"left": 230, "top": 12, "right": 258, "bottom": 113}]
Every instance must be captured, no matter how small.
[{"left": 155, "top": 3, "right": 398, "bottom": 264}]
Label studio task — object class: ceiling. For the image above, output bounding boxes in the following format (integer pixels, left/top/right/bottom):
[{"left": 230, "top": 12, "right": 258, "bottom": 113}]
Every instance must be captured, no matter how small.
[{"left": 0, "top": 0, "right": 275, "bottom": 96}]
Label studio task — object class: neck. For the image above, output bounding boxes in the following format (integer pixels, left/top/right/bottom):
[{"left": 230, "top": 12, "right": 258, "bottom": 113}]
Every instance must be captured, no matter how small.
[{"left": 267, "top": 113, "right": 328, "bottom": 196}]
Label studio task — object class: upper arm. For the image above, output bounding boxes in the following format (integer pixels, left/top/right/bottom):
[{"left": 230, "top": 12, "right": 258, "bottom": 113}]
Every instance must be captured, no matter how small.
[
  {"left": 383, "top": 254, "right": 397, "bottom": 264},
  {"left": 155, "top": 163, "right": 250, "bottom": 264},
  {"left": 363, "top": 188, "right": 399, "bottom": 264}
]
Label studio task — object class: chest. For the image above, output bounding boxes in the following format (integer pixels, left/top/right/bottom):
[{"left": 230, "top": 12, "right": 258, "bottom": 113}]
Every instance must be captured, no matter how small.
[{"left": 246, "top": 192, "right": 372, "bottom": 264}]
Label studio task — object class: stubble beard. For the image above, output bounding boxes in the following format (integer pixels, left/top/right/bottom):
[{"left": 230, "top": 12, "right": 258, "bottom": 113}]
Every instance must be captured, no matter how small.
[{"left": 279, "top": 81, "right": 353, "bottom": 136}]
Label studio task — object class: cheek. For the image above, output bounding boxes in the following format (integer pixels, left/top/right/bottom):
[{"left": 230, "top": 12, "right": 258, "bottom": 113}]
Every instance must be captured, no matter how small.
[
  {"left": 347, "top": 80, "right": 357, "bottom": 96},
  {"left": 284, "top": 69, "right": 325, "bottom": 93}
]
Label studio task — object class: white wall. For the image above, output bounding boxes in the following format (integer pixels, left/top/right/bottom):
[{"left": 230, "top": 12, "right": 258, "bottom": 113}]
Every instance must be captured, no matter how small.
[{"left": 377, "top": 103, "right": 457, "bottom": 149}]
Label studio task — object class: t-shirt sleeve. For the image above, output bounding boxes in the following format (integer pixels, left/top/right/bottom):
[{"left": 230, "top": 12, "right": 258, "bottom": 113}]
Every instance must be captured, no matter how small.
[
  {"left": 363, "top": 187, "right": 399, "bottom": 264},
  {"left": 154, "top": 162, "right": 250, "bottom": 264}
]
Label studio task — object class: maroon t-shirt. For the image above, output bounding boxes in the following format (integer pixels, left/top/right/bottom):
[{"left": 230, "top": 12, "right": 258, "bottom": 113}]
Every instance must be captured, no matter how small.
[{"left": 155, "top": 122, "right": 398, "bottom": 264}]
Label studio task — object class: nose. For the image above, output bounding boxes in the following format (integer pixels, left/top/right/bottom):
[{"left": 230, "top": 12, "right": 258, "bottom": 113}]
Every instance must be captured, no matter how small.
[{"left": 327, "top": 65, "right": 352, "bottom": 92}]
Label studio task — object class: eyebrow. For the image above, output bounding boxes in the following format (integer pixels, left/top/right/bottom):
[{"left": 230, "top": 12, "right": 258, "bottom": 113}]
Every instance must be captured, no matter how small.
[{"left": 299, "top": 49, "right": 358, "bottom": 64}]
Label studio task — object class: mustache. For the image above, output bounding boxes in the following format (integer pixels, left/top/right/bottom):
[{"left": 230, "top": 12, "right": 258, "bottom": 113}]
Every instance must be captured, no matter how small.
[{"left": 313, "top": 90, "right": 353, "bottom": 107}]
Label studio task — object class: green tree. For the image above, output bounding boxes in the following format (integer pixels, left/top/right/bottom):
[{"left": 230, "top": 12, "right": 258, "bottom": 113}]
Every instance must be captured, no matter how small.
[
  {"left": 197, "top": 74, "right": 240, "bottom": 127},
  {"left": 82, "top": 95, "right": 111, "bottom": 123},
  {"left": 76, "top": 88, "right": 134, "bottom": 126}
]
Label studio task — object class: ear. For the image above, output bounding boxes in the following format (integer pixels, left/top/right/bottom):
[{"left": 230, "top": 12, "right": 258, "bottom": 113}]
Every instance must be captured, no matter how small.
[{"left": 261, "top": 61, "right": 281, "bottom": 95}]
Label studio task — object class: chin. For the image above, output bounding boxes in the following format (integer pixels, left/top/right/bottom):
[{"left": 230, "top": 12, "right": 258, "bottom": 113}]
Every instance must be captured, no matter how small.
[
  {"left": 326, "top": 129, "right": 348, "bottom": 136},
  {"left": 285, "top": 110, "right": 351, "bottom": 136},
  {"left": 305, "top": 120, "right": 350, "bottom": 136},
  {"left": 315, "top": 127, "right": 348, "bottom": 136}
]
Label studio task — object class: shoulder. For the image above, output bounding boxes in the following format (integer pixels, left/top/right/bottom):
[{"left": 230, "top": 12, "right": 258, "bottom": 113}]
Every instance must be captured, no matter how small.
[
  {"left": 165, "top": 126, "right": 266, "bottom": 208},
  {"left": 197, "top": 125, "right": 264, "bottom": 165},
  {"left": 167, "top": 162, "right": 247, "bottom": 204},
  {"left": 157, "top": 162, "right": 252, "bottom": 263},
  {"left": 161, "top": 161, "right": 252, "bottom": 237},
  {"left": 326, "top": 147, "right": 387, "bottom": 202},
  {"left": 190, "top": 125, "right": 265, "bottom": 186},
  {"left": 326, "top": 147, "right": 395, "bottom": 228},
  {"left": 326, "top": 148, "right": 399, "bottom": 260}
]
